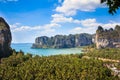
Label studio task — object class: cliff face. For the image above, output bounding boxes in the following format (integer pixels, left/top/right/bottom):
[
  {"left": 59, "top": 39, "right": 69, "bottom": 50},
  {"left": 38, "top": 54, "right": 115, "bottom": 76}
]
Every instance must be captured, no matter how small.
[
  {"left": 0, "top": 17, "right": 12, "bottom": 58},
  {"left": 32, "top": 33, "right": 93, "bottom": 48},
  {"left": 95, "top": 25, "right": 120, "bottom": 49}
]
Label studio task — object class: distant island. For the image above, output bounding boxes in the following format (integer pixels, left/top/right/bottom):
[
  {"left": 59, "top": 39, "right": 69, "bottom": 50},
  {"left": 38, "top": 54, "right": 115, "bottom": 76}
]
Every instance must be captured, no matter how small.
[{"left": 32, "top": 33, "right": 93, "bottom": 48}]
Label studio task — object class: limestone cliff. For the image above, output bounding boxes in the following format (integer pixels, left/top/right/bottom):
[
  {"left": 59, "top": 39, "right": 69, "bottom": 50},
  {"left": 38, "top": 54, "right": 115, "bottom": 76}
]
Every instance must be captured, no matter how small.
[
  {"left": 32, "top": 33, "right": 93, "bottom": 48},
  {"left": 95, "top": 25, "right": 120, "bottom": 49},
  {"left": 0, "top": 17, "right": 12, "bottom": 58}
]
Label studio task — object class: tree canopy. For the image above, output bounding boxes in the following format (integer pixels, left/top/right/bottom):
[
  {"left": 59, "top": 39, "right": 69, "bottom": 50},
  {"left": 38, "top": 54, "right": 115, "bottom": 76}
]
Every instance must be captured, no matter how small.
[
  {"left": 0, "top": 50, "right": 119, "bottom": 80},
  {"left": 101, "top": 0, "right": 120, "bottom": 14}
]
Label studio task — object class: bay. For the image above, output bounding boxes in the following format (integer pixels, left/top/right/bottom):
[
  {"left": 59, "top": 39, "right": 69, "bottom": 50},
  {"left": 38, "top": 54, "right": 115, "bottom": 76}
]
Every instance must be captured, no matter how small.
[{"left": 11, "top": 43, "right": 82, "bottom": 56}]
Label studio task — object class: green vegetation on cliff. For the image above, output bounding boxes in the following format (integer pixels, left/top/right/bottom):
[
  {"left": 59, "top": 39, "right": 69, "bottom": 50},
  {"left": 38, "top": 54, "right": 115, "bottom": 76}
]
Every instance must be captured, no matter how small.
[{"left": 96, "top": 25, "right": 120, "bottom": 39}]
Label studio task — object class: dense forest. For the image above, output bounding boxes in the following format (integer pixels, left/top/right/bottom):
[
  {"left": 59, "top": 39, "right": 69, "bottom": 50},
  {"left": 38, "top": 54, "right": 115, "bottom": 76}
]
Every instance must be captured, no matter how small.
[
  {"left": 85, "top": 48, "right": 120, "bottom": 60},
  {"left": 0, "top": 49, "right": 119, "bottom": 80}
]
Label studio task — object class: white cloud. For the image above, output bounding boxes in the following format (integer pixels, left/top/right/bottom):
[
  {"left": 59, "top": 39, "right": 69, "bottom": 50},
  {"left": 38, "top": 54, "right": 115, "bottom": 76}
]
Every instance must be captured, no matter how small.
[
  {"left": 70, "top": 19, "right": 120, "bottom": 34},
  {"left": 43, "top": 23, "right": 61, "bottom": 29},
  {"left": 58, "top": 0, "right": 62, "bottom": 3},
  {"left": 10, "top": 22, "right": 60, "bottom": 33},
  {"left": 10, "top": 23, "right": 42, "bottom": 32},
  {"left": 10, "top": 23, "right": 60, "bottom": 43},
  {"left": 102, "top": 22, "right": 120, "bottom": 29},
  {"left": 7, "top": 0, "right": 18, "bottom": 1},
  {"left": 70, "top": 27, "right": 97, "bottom": 34},
  {"left": 51, "top": 13, "right": 85, "bottom": 24},
  {"left": 40, "top": 29, "right": 55, "bottom": 36},
  {"left": 51, "top": 14, "right": 74, "bottom": 23},
  {"left": 12, "top": 26, "right": 42, "bottom": 32},
  {"left": 56, "top": 0, "right": 103, "bottom": 16},
  {"left": 51, "top": 14, "right": 101, "bottom": 27},
  {"left": 51, "top": 13, "right": 120, "bottom": 31},
  {"left": 8, "top": 0, "right": 119, "bottom": 43},
  {"left": 11, "top": 18, "right": 120, "bottom": 35},
  {"left": 10, "top": 23, "right": 20, "bottom": 29},
  {"left": 80, "top": 18, "right": 101, "bottom": 27},
  {"left": 0, "top": 0, "right": 18, "bottom": 2}
]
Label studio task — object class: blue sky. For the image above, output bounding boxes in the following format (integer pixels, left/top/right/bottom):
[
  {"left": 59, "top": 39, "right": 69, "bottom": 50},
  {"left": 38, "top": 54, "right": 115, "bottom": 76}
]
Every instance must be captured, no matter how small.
[{"left": 0, "top": 0, "right": 120, "bottom": 43}]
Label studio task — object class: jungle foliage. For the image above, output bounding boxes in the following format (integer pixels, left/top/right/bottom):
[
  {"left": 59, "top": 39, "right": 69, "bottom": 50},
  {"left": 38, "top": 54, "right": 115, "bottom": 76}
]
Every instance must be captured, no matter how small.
[
  {"left": 85, "top": 48, "right": 120, "bottom": 60},
  {"left": 0, "top": 50, "right": 119, "bottom": 80}
]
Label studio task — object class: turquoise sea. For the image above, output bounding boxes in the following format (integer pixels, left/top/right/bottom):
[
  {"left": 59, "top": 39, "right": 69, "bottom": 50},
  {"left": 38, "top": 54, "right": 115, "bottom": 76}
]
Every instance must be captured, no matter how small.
[{"left": 11, "top": 43, "right": 82, "bottom": 56}]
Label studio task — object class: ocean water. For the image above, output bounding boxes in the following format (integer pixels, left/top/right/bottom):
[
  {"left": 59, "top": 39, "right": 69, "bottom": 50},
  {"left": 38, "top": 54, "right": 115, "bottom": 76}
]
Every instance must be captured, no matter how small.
[{"left": 11, "top": 43, "right": 82, "bottom": 56}]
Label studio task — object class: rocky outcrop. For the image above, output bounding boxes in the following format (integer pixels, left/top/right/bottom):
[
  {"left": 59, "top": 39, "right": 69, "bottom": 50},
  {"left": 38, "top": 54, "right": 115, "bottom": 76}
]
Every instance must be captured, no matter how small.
[
  {"left": 0, "top": 17, "right": 12, "bottom": 58},
  {"left": 95, "top": 25, "right": 120, "bottom": 49},
  {"left": 32, "top": 33, "right": 93, "bottom": 48}
]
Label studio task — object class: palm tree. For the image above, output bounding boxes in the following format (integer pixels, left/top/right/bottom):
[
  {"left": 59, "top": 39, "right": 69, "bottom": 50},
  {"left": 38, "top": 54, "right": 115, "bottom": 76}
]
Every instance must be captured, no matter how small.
[{"left": 101, "top": 0, "right": 120, "bottom": 14}]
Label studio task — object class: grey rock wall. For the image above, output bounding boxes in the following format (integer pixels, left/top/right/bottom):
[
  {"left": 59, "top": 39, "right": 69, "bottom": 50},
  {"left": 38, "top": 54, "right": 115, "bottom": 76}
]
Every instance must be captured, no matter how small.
[{"left": 32, "top": 33, "right": 93, "bottom": 48}]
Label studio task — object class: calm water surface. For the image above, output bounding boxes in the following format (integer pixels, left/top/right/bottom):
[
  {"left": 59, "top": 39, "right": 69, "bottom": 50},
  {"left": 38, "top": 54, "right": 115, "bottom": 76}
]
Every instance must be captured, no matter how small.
[{"left": 11, "top": 43, "right": 82, "bottom": 56}]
